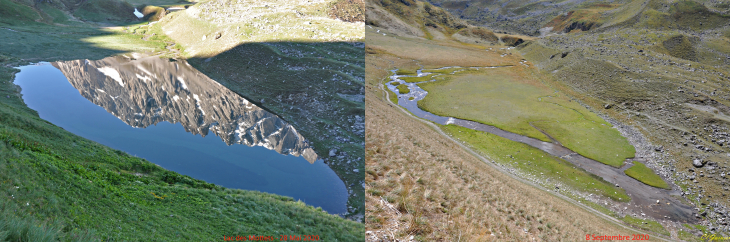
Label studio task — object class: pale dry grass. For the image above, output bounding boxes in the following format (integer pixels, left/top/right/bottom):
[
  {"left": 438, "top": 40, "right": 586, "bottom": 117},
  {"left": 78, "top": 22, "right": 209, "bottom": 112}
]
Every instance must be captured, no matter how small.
[
  {"left": 365, "top": 52, "right": 659, "bottom": 241},
  {"left": 366, "top": 27, "right": 518, "bottom": 69}
]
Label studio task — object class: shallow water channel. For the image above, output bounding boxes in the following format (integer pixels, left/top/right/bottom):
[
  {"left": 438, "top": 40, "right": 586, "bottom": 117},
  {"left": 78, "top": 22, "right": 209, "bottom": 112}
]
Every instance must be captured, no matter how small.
[
  {"left": 387, "top": 67, "right": 697, "bottom": 223},
  {"left": 14, "top": 55, "right": 347, "bottom": 215}
]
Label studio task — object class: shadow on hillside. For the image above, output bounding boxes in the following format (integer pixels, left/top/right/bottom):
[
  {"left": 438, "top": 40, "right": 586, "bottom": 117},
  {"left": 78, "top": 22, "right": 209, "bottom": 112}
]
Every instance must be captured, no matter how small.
[
  {"left": 0, "top": 22, "right": 148, "bottom": 62},
  {"left": 186, "top": 41, "right": 365, "bottom": 217}
]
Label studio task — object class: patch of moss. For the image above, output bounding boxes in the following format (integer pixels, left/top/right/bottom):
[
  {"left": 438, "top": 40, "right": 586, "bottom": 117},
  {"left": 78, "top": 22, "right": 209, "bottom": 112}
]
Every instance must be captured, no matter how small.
[
  {"left": 396, "top": 84, "right": 410, "bottom": 94},
  {"left": 624, "top": 162, "right": 670, "bottom": 189}
]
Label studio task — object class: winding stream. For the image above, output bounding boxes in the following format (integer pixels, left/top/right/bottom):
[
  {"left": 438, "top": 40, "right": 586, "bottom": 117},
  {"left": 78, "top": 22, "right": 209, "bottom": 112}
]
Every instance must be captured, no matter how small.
[{"left": 387, "top": 67, "right": 697, "bottom": 223}]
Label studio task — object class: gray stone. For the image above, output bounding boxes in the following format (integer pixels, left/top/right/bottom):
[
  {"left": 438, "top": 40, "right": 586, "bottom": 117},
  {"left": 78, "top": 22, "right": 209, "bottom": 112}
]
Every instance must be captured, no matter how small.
[
  {"left": 329, "top": 149, "right": 337, "bottom": 157},
  {"left": 694, "top": 159, "right": 705, "bottom": 168}
]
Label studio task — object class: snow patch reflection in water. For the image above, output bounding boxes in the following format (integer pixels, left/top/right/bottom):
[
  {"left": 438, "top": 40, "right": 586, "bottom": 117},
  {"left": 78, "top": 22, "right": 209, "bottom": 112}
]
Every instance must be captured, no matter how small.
[{"left": 13, "top": 56, "right": 347, "bottom": 215}]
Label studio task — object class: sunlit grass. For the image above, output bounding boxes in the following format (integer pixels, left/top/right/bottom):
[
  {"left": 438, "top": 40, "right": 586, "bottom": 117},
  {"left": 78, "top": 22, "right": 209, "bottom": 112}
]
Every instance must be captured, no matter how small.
[
  {"left": 416, "top": 66, "right": 635, "bottom": 166},
  {"left": 441, "top": 124, "right": 630, "bottom": 201},
  {"left": 624, "top": 162, "right": 669, "bottom": 189}
]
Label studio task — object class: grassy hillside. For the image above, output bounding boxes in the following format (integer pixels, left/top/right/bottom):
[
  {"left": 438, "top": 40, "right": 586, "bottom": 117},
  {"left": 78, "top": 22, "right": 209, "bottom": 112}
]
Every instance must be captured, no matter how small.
[
  {"left": 426, "top": 0, "right": 635, "bottom": 35},
  {"left": 0, "top": 0, "right": 365, "bottom": 240},
  {"left": 154, "top": 0, "right": 364, "bottom": 57},
  {"left": 365, "top": 0, "right": 716, "bottom": 239},
  {"left": 0, "top": 56, "right": 363, "bottom": 241},
  {"left": 415, "top": 66, "right": 635, "bottom": 167},
  {"left": 366, "top": 0, "right": 513, "bottom": 44},
  {"left": 364, "top": 30, "right": 656, "bottom": 241}
]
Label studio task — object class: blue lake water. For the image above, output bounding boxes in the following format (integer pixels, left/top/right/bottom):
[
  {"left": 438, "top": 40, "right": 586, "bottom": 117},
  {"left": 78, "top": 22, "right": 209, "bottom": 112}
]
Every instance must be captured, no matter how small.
[{"left": 13, "top": 56, "right": 347, "bottom": 215}]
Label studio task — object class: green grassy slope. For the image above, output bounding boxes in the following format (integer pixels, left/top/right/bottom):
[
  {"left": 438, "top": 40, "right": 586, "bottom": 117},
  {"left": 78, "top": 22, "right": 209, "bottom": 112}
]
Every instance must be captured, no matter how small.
[
  {"left": 441, "top": 124, "right": 630, "bottom": 202},
  {"left": 0, "top": 60, "right": 363, "bottom": 242},
  {"left": 415, "top": 67, "right": 635, "bottom": 167},
  {"left": 624, "top": 162, "right": 670, "bottom": 189}
]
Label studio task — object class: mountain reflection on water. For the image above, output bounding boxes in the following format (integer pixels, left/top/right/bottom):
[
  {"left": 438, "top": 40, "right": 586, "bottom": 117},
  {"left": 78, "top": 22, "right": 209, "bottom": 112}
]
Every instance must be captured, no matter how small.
[{"left": 52, "top": 55, "right": 318, "bottom": 163}]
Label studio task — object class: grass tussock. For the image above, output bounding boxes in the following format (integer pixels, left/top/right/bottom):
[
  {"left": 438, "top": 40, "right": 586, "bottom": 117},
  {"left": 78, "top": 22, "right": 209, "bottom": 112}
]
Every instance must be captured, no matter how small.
[{"left": 662, "top": 34, "right": 697, "bottom": 61}]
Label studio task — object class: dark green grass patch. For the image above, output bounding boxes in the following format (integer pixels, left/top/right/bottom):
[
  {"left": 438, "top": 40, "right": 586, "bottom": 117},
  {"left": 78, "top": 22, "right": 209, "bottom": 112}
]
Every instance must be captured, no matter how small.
[
  {"left": 532, "top": 121, "right": 635, "bottom": 168},
  {"left": 441, "top": 124, "right": 630, "bottom": 202},
  {"left": 0, "top": 23, "right": 167, "bottom": 61},
  {"left": 37, "top": 3, "right": 74, "bottom": 25},
  {"left": 385, "top": 83, "right": 399, "bottom": 104},
  {"left": 624, "top": 161, "right": 670, "bottom": 189},
  {"left": 73, "top": 0, "right": 137, "bottom": 23},
  {"left": 0, "top": 0, "right": 40, "bottom": 25},
  {"left": 396, "top": 84, "right": 410, "bottom": 94},
  {"left": 662, "top": 35, "right": 697, "bottom": 61}
]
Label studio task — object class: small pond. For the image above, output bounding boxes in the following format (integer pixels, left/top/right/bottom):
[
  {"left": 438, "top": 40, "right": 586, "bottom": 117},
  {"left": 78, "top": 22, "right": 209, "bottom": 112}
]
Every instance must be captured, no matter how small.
[{"left": 13, "top": 55, "right": 347, "bottom": 215}]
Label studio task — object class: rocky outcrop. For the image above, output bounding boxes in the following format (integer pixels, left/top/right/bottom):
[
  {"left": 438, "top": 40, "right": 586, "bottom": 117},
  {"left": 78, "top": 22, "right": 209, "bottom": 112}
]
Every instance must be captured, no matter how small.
[{"left": 52, "top": 55, "right": 318, "bottom": 163}]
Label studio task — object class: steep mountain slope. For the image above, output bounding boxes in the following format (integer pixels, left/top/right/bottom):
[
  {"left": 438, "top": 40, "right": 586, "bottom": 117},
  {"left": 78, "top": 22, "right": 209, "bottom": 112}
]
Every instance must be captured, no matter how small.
[
  {"left": 366, "top": 0, "right": 506, "bottom": 44},
  {"left": 367, "top": 0, "right": 729, "bottom": 239},
  {"left": 428, "top": 0, "right": 730, "bottom": 36},
  {"left": 517, "top": 7, "right": 730, "bottom": 237},
  {"left": 418, "top": 0, "right": 730, "bottom": 237},
  {"left": 365, "top": 1, "right": 658, "bottom": 241}
]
